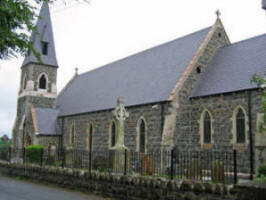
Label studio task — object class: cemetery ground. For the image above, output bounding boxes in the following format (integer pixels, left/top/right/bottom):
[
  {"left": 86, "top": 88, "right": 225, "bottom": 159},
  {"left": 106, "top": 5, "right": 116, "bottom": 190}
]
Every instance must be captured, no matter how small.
[{"left": 0, "top": 175, "right": 112, "bottom": 200}]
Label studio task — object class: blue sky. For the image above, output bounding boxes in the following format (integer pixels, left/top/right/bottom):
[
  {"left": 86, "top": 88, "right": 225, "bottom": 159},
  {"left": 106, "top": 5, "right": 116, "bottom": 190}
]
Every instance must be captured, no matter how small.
[{"left": 0, "top": 0, "right": 265, "bottom": 138}]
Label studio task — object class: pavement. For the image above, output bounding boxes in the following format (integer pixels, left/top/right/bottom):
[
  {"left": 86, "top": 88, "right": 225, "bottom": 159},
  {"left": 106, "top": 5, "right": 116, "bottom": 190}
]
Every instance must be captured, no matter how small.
[{"left": 0, "top": 176, "right": 109, "bottom": 200}]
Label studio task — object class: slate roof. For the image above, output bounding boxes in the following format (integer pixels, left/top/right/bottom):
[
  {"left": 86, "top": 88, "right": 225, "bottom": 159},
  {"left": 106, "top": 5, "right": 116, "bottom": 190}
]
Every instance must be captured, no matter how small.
[
  {"left": 56, "top": 27, "right": 211, "bottom": 116},
  {"left": 35, "top": 108, "right": 60, "bottom": 135},
  {"left": 191, "top": 34, "right": 266, "bottom": 98},
  {"left": 22, "top": 2, "right": 58, "bottom": 67}
]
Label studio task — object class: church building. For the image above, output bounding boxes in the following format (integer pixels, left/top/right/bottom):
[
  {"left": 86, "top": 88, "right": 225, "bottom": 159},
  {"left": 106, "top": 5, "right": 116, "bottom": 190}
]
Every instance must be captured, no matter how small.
[{"left": 12, "top": 2, "right": 266, "bottom": 172}]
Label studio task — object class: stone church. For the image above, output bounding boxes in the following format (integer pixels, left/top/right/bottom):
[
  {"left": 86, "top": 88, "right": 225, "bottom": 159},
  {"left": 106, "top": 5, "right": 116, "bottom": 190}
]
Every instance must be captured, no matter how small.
[{"left": 12, "top": 2, "right": 265, "bottom": 172}]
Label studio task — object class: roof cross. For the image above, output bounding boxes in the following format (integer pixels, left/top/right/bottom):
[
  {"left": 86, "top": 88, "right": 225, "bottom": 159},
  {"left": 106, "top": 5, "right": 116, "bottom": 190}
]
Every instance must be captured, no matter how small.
[{"left": 216, "top": 9, "right": 221, "bottom": 19}]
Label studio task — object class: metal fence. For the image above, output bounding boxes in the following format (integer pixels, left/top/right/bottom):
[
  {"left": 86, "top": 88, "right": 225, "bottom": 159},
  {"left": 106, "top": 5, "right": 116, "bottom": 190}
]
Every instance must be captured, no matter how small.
[{"left": 0, "top": 147, "right": 238, "bottom": 184}]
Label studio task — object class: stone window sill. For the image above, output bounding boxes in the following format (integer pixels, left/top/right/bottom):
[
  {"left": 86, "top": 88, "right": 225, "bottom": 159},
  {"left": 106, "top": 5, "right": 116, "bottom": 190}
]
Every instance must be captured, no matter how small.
[
  {"left": 201, "top": 143, "right": 212, "bottom": 149},
  {"left": 233, "top": 143, "right": 249, "bottom": 150}
]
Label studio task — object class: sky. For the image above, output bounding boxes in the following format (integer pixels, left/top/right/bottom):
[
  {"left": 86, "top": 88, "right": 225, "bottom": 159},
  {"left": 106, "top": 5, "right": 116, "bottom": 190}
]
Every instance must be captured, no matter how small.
[{"left": 0, "top": 0, "right": 265, "bottom": 138}]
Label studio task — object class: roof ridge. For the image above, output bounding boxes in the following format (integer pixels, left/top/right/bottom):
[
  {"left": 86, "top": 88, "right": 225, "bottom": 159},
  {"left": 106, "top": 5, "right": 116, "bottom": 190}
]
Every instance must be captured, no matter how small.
[{"left": 78, "top": 26, "right": 212, "bottom": 77}]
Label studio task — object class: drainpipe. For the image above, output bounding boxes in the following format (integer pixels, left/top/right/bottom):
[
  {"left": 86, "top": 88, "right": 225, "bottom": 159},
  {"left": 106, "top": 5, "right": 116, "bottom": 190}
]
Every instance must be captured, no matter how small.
[
  {"left": 248, "top": 91, "right": 254, "bottom": 180},
  {"left": 161, "top": 103, "right": 165, "bottom": 138},
  {"left": 60, "top": 118, "right": 64, "bottom": 150}
]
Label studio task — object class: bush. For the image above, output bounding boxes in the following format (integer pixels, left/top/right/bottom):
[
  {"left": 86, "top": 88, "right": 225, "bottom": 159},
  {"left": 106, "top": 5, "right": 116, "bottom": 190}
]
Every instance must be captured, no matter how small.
[
  {"left": 257, "top": 164, "right": 266, "bottom": 177},
  {"left": 25, "top": 145, "right": 44, "bottom": 164}
]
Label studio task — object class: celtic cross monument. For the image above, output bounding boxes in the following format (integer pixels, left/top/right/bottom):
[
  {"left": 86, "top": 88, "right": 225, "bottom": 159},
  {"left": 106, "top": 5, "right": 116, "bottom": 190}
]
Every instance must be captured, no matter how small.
[
  {"left": 112, "top": 97, "right": 129, "bottom": 148},
  {"left": 110, "top": 97, "right": 129, "bottom": 170}
]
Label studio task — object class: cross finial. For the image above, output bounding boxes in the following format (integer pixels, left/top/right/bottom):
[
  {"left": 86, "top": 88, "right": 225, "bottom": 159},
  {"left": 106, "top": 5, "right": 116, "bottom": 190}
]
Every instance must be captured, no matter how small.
[
  {"left": 75, "top": 67, "right": 79, "bottom": 76},
  {"left": 216, "top": 9, "right": 221, "bottom": 19}
]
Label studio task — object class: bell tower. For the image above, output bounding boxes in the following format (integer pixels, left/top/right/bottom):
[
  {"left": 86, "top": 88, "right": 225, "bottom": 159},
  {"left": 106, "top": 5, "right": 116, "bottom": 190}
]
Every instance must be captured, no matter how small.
[{"left": 13, "top": 2, "right": 58, "bottom": 148}]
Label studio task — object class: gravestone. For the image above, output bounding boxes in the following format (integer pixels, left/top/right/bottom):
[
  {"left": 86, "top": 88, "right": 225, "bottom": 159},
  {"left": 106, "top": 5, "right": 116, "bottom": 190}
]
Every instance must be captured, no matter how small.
[
  {"left": 255, "top": 114, "right": 266, "bottom": 169},
  {"left": 211, "top": 160, "right": 225, "bottom": 183},
  {"left": 141, "top": 154, "right": 154, "bottom": 175},
  {"left": 187, "top": 159, "right": 203, "bottom": 180}
]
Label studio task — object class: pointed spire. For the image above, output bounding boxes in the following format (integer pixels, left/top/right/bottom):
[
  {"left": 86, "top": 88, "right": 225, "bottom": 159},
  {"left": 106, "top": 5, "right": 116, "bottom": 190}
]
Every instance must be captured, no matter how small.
[{"left": 22, "top": 2, "right": 58, "bottom": 67}]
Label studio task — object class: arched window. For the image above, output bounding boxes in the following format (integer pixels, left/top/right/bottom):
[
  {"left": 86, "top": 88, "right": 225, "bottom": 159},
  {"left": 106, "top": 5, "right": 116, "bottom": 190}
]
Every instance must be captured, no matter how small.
[
  {"left": 111, "top": 121, "right": 116, "bottom": 147},
  {"left": 139, "top": 119, "right": 146, "bottom": 153},
  {"left": 39, "top": 74, "right": 47, "bottom": 89},
  {"left": 236, "top": 108, "right": 246, "bottom": 143},
  {"left": 203, "top": 111, "right": 211, "bottom": 144},
  {"left": 199, "top": 109, "right": 213, "bottom": 148},
  {"left": 70, "top": 124, "right": 75, "bottom": 145},
  {"left": 87, "top": 124, "right": 93, "bottom": 152}
]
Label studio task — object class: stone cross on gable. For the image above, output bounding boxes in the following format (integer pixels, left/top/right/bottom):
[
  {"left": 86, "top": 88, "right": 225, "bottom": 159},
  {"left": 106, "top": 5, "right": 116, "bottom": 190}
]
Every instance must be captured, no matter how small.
[
  {"left": 112, "top": 97, "right": 129, "bottom": 147},
  {"left": 216, "top": 9, "right": 221, "bottom": 18}
]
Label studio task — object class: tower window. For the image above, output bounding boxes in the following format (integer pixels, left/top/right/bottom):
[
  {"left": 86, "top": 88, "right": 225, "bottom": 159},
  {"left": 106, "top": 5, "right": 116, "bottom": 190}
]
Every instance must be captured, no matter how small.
[
  {"left": 39, "top": 74, "right": 47, "bottom": 89},
  {"left": 41, "top": 41, "right": 49, "bottom": 55}
]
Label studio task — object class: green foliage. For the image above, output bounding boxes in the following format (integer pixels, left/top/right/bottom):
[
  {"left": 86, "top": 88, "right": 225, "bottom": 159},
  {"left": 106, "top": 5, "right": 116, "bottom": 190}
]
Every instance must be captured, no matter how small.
[
  {"left": 97, "top": 166, "right": 107, "bottom": 173},
  {"left": 251, "top": 73, "right": 266, "bottom": 133},
  {"left": 0, "top": 0, "right": 48, "bottom": 60},
  {"left": 257, "top": 164, "right": 266, "bottom": 177},
  {"left": 254, "top": 175, "right": 266, "bottom": 183},
  {"left": 25, "top": 145, "right": 44, "bottom": 164},
  {"left": 0, "top": 139, "right": 11, "bottom": 149}
]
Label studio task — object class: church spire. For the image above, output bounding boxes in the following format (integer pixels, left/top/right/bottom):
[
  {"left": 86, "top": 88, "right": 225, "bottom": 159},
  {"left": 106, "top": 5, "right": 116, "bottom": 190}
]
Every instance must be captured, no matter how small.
[{"left": 22, "top": 2, "right": 58, "bottom": 68}]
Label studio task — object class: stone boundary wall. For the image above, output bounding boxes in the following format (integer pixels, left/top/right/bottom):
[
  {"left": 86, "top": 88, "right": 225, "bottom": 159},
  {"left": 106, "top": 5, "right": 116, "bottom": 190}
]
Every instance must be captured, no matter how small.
[{"left": 0, "top": 161, "right": 265, "bottom": 200}]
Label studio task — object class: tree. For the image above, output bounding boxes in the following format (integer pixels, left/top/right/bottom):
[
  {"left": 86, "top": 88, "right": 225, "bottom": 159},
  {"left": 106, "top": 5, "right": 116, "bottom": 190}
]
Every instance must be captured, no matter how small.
[
  {"left": 0, "top": 0, "right": 49, "bottom": 60},
  {"left": 252, "top": 73, "right": 266, "bottom": 132}
]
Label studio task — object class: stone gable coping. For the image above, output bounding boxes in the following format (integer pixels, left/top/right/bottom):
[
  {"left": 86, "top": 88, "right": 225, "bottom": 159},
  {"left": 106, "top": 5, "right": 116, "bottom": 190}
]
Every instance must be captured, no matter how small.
[{"left": 168, "top": 18, "right": 230, "bottom": 102}]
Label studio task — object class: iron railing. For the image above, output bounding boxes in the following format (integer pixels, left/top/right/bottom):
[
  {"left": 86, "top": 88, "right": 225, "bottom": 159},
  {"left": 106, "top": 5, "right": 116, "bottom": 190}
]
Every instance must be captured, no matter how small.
[{"left": 0, "top": 147, "right": 238, "bottom": 184}]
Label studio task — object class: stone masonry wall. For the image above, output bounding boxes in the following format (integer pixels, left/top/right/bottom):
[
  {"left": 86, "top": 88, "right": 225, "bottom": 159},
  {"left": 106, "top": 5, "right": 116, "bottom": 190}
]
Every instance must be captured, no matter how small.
[
  {"left": 60, "top": 102, "right": 169, "bottom": 152},
  {"left": 35, "top": 136, "right": 61, "bottom": 150},
  {"left": 173, "top": 20, "right": 264, "bottom": 172},
  {"left": 1, "top": 161, "right": 266, "bottom": 200}
]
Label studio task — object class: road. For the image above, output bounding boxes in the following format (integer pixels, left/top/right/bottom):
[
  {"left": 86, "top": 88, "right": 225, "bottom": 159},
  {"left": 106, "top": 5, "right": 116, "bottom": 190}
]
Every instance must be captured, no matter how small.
[{"left": 0, "top": 176, "right": 109, "bottom": 200}]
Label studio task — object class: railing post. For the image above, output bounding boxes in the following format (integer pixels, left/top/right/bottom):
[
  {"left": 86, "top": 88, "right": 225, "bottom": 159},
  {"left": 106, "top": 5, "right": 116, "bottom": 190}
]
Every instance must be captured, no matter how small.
[
  {"left": 23, "top": 147, "right": 26, "bottom": 164},
  {"left": 233, "top": 149, "right": 237, "bottom": 184},
  {"left": 8, "top": 147, "right": 12, "bottom": 162},
  {"left": 40, "top": 148, "right": 44, "bottom": 166},
  {"left": 61, "top": 149, "right": 65, "bottom": 168},
  {"left": 124, "top": 149, "right": 127, "bottom": 176},
  {"left": 170, "top": 149, "right": 174, "bottom": 180},
  {"left": 89, "top": 150, "right": 92, "bottom": 174}
]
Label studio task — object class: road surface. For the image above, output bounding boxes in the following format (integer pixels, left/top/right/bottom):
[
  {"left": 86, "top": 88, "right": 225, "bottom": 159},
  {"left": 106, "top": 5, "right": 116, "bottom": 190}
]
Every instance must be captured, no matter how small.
[{"left": 0, "top": 176, "right": 109, "bottom": 200}]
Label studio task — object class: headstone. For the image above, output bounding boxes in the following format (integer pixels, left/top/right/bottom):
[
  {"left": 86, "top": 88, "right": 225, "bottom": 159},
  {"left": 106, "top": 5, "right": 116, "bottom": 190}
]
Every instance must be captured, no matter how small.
[
  {"left": 141, "top": 154, "right": 154, "bottom": 175},
  {"left": 211, "top": 160, "right": 225, "bottom": 183},
  {"left": 109, "top": 97, "right": 129, "bottom": 172},
  {"left": 255, "top": 114, "right": 266, "bottom": 168},
  {"left": 187, "top": 159, "right": 203, "bottom": 180}
]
